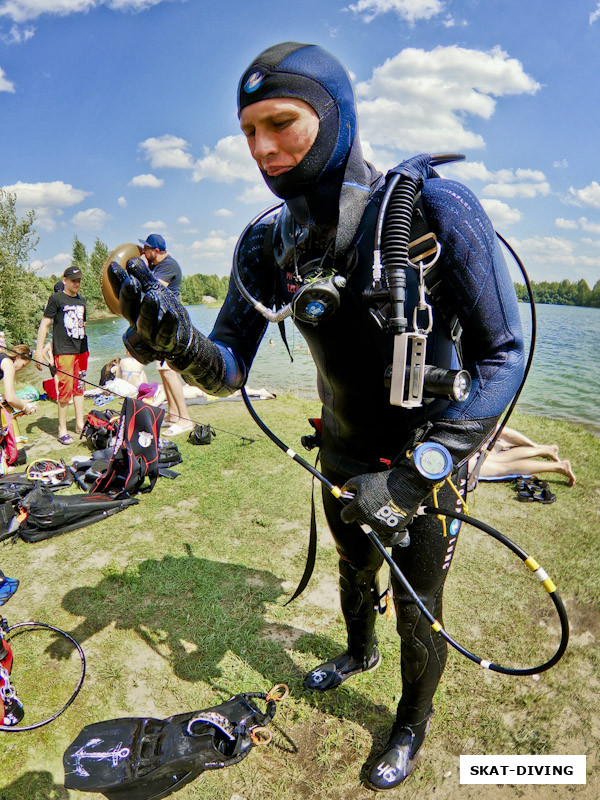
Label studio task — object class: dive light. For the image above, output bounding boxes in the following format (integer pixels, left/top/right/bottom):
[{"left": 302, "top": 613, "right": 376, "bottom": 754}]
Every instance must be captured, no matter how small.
[{"left": 384, "top": 363, "right": 471, "bottom": 404}]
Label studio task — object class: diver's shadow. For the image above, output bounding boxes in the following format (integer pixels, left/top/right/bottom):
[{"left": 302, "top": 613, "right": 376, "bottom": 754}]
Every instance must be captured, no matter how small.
[
  {"left": 50, "top": 545, "right": 393, "bottom": 730},
  {"left": 0, "top": 770, "right": 69, "bottom": 800}
]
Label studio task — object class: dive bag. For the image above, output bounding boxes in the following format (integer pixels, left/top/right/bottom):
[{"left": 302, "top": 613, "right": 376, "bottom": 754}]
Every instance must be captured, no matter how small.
[
  {"left": 0, "top": 406, "right": 26, "bottom": 473},
  {"left": 80, "top": 409, "right": 121, "bottom": 451},
  {"left": 92, "top": 398, "right": 165, "bottom": 496},
  {"left": 64, "top": 690, "right": 282, "bottom": 800}
]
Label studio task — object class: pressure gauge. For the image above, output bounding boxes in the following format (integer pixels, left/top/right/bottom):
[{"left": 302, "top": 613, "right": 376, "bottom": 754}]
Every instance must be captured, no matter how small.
[{"left": 412, "top": 442, "right": 453, "bottom": 482}]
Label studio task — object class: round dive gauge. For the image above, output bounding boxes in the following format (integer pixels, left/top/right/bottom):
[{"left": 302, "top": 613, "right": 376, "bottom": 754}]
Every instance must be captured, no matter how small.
[{"left": 412, "top": 442, "right": 453, "bottom": 481}]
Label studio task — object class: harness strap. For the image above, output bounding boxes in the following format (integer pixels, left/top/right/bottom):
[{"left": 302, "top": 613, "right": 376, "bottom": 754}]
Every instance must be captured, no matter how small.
[
  {"left": 284, "top": 456, "right": 320, "bottom": 606},
  {"left": 409, "top": 193, "right": 464, "bottom": 366}
]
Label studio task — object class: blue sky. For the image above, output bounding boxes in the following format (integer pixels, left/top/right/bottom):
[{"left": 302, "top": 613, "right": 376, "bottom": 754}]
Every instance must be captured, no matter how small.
[{"left": 1, "top": 0, "right": 599, "bottom": 285}]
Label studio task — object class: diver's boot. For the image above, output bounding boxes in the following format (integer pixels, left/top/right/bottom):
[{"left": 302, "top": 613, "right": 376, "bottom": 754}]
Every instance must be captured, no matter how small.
[
  {"left": 304, "top": 560, "right": 380, "bottom": 691},
  {"left": 304, "top": 644, "right": 380, "bottom": 691},
  {"left": 366, "top": 707, "right": 433, "bottom": 791}
]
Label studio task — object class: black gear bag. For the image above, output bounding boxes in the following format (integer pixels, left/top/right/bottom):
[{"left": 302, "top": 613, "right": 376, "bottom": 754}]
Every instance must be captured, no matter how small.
[{"left": 92, "top": 398, "right": 165, "bottom": 496}]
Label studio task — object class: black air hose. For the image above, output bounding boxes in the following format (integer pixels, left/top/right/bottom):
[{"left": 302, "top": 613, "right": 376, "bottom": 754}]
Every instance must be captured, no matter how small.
[{"left": 380, "top": 175, "right": 421, "bottom": 333}]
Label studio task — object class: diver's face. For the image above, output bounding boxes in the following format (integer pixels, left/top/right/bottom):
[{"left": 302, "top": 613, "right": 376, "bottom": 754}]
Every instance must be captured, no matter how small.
[{"left": 240, "top": 97, "right": 319, "bottom": 177}]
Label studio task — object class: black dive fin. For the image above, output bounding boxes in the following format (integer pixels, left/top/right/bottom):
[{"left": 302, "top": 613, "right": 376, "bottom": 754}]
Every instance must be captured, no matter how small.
[{"left": 63, "top": 692, "right": 277, "bottom": 800}]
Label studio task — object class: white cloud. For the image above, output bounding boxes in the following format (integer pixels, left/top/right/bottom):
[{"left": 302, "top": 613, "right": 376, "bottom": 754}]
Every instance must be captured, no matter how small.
[
  {"left": 553, "top": 158, "right": 568, "bottom": 169},
  {"left": 567, "top": 181, "right": 600, "bottom": 209},
  {"left": 0, "top": 1, "right": 173, "bottom": 24},
  {"left": 188, "top": 232, "right": 238, "bottom": 267},
  {"left": 509, "top": 235, "right": 576, "bottom": 266},
  {"left": 480, "top": 198, "right": 521, "bottom": 227},
  {"left": 71, "top": 207, "right": 111, "bottom": 230},
  {"left": 1, "top": 179, "right": 91, "bottom": 231},
  {"left": 141, "top": 220, "right": 166, "bottom": 230},
  {"left": 437, "top": 160, "right": 494, "bottom": 182},
  {"left": 236, "top": 182, "right": 275, "bottom": 205},
  {"left": 139, "top": 134, "right": 195, "bottom": 170},
  {"left": 1, "top": 23, "right": 34, "bottom": 43},
  {"left": 118, "top": 196, "right": 127, "bottom": 207},
  {"left": 0, "top": 66, "right": 15, "bottom": 92},
  {"left": 438, "top": 159, "right": 550, "bottom": 200},
  {"left": 193, "top": 135, "right": 258, "bottom": 183},
  {"left": 128, "top": 173, "right": 164, "bottom": 188},
  {"left": 591, "top": 2, "right": 600, "bottom": 24},
  {"left": 214, "top": 208, "right": 233, "bottom": 217},
  {"left": 356, "top": 46, "right": 540, "bottom": 153},
  {"left": 555, "top": 217, "right": 578, "bottom": 230},
  {"left": 508, "top": 234, "right": 600, "bottom": 281},
  {"left": 579, "top": 217, "right": 600, "bottom": 234},
  {"left": 30, "top": 251, "right": 70, "bottom": 274},
  {"left": 347, "top": 0, "right": 444, "bottom": 24},
  {"left": 482, "top": 168, "right": 550, "bottom": 198},
  {"left": 177, "top": 216, "right": 190, "bottom": 225}
]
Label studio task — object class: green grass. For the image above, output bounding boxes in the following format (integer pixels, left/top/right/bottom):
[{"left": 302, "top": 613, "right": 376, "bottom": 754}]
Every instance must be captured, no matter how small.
[{"left": 0, "top": 399, "right": 598, "bottom": 799}]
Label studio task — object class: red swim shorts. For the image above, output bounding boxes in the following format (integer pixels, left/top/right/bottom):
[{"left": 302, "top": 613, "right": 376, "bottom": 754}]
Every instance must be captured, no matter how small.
[{"left": 54, "top": 352, "right": 89, "bottom": 402}]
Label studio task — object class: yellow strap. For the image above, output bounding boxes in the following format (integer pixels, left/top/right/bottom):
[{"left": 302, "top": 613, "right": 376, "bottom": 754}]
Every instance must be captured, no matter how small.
[
  {"left": 432, "top": 485, "right": 448, "bottom": 536},
  {"left": 445, "top": 476, "right": 469, "bottom": 514}
]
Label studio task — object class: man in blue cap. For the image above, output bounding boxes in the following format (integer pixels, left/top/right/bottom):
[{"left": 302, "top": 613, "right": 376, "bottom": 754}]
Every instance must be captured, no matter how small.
[
  {"left": 108, "top": 43, "right": 524, "bottom": 789},
  {"left": 137, "top": 234, "right": 190, "bottom": 436}
]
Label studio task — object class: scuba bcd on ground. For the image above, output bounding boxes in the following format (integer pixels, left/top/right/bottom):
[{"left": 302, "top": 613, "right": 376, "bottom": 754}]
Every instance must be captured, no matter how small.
[
  {"left": 64, "top": 687, "right": 287, "bottom": 800},
  {"left": 92, "top": 398, "right": 165, "bottom": 496}
]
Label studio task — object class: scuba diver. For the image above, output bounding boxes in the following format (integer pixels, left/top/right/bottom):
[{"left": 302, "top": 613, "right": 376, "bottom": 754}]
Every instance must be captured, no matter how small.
[{"left": 107, "top": 43, "right": 524, "bottom": 790}]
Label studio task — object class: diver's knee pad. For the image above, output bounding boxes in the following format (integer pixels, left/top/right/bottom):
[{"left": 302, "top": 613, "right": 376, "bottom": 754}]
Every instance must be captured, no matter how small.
[
  {"left": 339, "top": 558, "right": 379, "bottom": 656},
  {"left": 395, "top": 601, "right": 431, "bottom": 684}
]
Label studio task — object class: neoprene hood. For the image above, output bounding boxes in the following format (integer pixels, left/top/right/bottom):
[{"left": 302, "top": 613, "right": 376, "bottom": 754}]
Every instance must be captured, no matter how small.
[{"left": 237, "top": 42, "right": 358, "bottom": 201}]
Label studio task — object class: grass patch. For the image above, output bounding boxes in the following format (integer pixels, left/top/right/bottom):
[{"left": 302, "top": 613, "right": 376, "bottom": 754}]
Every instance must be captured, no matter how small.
[{"left": 0, "top": 400, "right": 598, "bottom": 799}]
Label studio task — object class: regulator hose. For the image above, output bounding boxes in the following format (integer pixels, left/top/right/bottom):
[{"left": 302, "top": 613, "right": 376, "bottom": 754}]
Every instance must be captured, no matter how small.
[
  {"left": 242, "top": 387, "right": 569, "bottom": 676},
  {"left": 381, "top": 173, "right": 417, "bottom": 332},
  {"left": 1, "top": 621, "right": 86, "bottom": 732}
]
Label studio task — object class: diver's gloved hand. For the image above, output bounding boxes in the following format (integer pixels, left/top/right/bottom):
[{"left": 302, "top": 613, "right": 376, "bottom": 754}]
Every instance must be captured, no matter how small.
[
  {"left": 107, "top": 259, "right": 228, "bottom": 393},
  {"left": 340, "top": 461, "right": 437, "bottom": 547}
]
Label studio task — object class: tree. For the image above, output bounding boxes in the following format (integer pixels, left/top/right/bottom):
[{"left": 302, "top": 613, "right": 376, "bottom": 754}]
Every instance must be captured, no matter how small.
[
  {"left": 574, "top": 279, "right": 591, "bottom": 307},
  {"left": 0, "top": 189, "right": 40, "bottom": 342},
  {"left": 71, "top": 236, "right": 87, "bottom": 272},
  {"left": 86, "top": 238, "right": 109, "bottom": 311}
]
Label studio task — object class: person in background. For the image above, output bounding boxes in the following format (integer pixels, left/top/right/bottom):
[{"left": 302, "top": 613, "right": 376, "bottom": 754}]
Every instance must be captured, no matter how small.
[
  {"left": 0, "top": 345, "right": 38, "bottom": 416},
  {"left": 99, "top": 357, "right": 121, "bottom": 387},
  {"left": 34, "top": 266, "right": 88, "bottom": 445},
  {"left": 118, "top": 353, "right": 148, "bottom": 389},
  {"left": 138, "top": 234, "right": 191, "bottom": 436},
  {"left": 471, "top": 426, "right": 576, "bottom": 485}
]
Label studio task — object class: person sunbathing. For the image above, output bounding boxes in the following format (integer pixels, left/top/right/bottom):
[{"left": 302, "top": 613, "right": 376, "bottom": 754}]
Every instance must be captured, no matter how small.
[{"left": 471, "top": 426, "right": 576, "bottom": 486}]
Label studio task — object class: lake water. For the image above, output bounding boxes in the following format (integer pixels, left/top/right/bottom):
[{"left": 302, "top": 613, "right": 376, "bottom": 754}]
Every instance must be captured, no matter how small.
[{"left": 84, "top": 302, "right": 599, "bottom": 436}]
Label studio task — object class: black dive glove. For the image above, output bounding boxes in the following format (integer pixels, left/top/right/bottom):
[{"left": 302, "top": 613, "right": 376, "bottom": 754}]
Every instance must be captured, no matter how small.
[
  {"left": 107, "top": 259, "right": 228, "bottom": 394},
  {"left": 340, "top": 460, "right": 441, "bottom": 547}
]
